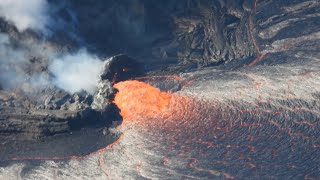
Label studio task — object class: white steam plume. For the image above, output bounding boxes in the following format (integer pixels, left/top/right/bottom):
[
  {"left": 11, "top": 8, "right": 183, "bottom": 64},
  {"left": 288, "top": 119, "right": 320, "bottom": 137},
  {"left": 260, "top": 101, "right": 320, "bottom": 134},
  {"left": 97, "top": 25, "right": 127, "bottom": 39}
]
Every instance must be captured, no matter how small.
[
  {"left": 0, "top": 0, "right": 50, "bottom": 33},
  {"left": 0, "top": 33, "right": 52, "bottom": 91},
  {"left": 49, "top": 50, "right": 104, "bottom": 94},
  {"left": 0, "top": 1, "right": 104, "bottom": 95},
  {"left": 0, "top": 33, "right": 32, "bottom": 89}
]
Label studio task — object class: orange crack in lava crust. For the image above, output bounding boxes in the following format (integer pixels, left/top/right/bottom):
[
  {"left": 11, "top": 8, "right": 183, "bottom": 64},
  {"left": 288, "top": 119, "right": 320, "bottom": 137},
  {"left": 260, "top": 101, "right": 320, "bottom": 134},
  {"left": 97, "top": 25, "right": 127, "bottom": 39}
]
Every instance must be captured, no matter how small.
[{"left": 113, "top": 80, "right": 174, "bottom": 121}]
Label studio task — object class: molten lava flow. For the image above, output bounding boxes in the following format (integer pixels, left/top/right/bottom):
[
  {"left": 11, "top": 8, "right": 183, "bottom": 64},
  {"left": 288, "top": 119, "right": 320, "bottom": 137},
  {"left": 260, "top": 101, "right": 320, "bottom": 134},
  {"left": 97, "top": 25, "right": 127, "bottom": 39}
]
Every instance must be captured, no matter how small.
[{"left": 114, "top": 80, "right": 174, "bottom": 120}]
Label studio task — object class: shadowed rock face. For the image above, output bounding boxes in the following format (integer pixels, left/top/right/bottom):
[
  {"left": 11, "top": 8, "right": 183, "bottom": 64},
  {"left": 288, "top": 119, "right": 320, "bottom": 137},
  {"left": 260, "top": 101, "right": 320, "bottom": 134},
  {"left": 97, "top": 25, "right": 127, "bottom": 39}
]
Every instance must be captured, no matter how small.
[
  {"left": 71, "top": 0, "right": 256, "bottom": 68},
  {"left": 70, "top": 0, "right": 319, "bottom": 69}
]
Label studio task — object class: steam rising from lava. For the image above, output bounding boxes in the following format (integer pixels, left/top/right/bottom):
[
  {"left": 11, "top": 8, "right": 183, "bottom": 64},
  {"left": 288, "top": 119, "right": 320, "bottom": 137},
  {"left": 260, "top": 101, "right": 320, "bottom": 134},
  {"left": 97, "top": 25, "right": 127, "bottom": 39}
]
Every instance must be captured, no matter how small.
[{"left": 49, "top": 50, "right": 104, "bottom": 94}]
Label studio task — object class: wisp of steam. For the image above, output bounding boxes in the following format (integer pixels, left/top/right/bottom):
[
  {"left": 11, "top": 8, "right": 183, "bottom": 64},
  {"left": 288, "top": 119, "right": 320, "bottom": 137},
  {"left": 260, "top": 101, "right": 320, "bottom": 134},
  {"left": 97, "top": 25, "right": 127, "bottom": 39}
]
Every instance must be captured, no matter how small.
[
  {"left": 49, "top": 50, "right": 103, "bottom": 94},
  {"left": 0, "top": 0, "right": 51, "bottom": 33}
]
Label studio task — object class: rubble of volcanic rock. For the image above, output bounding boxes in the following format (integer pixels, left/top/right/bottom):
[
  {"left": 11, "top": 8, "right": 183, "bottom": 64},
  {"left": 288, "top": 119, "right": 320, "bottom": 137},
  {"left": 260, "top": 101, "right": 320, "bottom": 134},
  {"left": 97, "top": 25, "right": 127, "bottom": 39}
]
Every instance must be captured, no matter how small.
[{"left": 0, "top": 55, "right": 138, "bottom": 142}]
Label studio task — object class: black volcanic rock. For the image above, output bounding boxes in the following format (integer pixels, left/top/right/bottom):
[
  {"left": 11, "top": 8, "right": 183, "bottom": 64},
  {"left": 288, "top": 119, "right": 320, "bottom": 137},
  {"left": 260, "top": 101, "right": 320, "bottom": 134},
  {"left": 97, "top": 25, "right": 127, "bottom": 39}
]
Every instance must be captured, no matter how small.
[
  {"left": 70, "top": 0, "right": 256, "bottom": 68},
  {"left": 100, "top": 54, "right": 144, "bottom": 83},
  {"left": 65, "top": 0, "right": 319, "bottom": 73}
]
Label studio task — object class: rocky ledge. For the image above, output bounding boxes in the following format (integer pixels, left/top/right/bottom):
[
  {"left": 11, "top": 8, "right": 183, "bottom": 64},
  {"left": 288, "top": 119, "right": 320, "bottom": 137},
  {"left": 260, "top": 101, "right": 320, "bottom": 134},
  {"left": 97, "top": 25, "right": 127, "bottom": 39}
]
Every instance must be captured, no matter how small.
[{"left": 0, "top": 54, "right": 141, "bottom": 161}]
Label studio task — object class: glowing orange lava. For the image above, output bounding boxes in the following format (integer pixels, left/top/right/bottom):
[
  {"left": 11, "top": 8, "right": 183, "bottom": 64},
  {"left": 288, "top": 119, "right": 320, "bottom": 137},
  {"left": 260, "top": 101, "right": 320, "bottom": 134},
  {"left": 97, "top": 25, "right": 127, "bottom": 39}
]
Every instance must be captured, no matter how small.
[{"left": 113, "top": 80, "right": 173, "bottom": 120}]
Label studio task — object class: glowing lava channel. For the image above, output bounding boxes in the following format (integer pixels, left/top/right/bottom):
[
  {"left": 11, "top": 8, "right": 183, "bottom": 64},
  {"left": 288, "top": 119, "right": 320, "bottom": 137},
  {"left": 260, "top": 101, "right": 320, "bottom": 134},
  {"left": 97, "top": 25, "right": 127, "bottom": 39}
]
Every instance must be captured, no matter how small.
[
  {"left": 113, "top": 80, "right": 197, "bottom": 124},
  {"left": 114, "top": 80, "right": 177, "bottom": 121}
]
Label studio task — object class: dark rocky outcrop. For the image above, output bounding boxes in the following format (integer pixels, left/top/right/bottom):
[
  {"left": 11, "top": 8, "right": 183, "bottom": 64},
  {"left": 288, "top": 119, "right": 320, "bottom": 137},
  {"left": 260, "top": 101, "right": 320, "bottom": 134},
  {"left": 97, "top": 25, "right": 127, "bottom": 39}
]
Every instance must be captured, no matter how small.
[
  {"left": 67, "top": 0, "right": 319, "bottom": 72},
  {"left": 70, "top": 0, "right": 256, "bottom": 68},
  {"left": 100, "top": 54, "right": 144, "bottom": 83}
]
